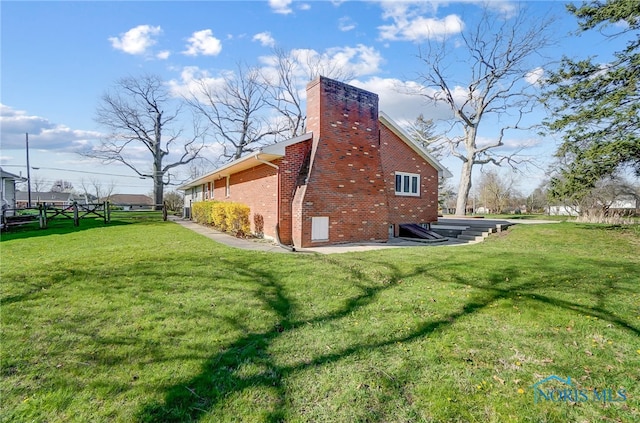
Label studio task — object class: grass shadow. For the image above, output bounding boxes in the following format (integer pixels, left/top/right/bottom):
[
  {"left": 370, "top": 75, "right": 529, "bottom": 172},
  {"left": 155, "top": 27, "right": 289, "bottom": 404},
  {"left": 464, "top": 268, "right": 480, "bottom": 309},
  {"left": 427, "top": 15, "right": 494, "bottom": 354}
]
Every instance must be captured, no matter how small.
[{"left": 136, "top": 254, "right": 516, "bottom": 422}]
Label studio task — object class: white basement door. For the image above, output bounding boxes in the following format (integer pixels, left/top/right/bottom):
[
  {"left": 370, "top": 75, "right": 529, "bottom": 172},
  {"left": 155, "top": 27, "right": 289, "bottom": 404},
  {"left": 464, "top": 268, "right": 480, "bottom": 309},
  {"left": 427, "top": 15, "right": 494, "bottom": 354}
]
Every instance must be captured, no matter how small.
[{"left": 311, "top": 216, "right": 329, "bottom": 241}]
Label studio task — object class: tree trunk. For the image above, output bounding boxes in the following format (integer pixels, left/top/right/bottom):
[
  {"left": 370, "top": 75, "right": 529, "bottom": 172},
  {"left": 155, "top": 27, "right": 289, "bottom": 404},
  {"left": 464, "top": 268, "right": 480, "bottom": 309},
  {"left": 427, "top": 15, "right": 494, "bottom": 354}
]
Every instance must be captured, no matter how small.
[
  {"left": 456, "top": 160, "right": 473, "bottom": 215},
  {"left": 153, "top": 157, "right": 163, "bottom": 211},
  {"left": 153, "top": 177, "right": 163, "bottom": 211}
]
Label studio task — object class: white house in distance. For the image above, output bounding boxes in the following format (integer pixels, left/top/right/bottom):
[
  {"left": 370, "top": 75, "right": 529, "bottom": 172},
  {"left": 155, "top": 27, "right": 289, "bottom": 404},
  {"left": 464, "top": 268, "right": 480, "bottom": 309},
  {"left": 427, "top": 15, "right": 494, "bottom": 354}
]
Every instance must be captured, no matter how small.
[{"left": 1, "top": 168, "right": 26, "bottom": 216}]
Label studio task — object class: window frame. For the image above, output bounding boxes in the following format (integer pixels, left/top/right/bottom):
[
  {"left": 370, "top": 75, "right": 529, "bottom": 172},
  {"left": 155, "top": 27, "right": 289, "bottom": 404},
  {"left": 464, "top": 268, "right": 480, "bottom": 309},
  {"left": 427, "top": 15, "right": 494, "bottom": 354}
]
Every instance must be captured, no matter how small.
[{"left": 394, "top": 172, "right": 420, "bottom": 197}]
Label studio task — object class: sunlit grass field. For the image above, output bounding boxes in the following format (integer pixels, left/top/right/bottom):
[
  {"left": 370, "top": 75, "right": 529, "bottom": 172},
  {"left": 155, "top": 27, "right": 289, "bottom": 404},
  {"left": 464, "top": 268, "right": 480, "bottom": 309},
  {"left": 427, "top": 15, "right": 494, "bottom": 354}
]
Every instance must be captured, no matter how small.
[{"left": 1, "top": 216, "right": 638, "bottom": 422}]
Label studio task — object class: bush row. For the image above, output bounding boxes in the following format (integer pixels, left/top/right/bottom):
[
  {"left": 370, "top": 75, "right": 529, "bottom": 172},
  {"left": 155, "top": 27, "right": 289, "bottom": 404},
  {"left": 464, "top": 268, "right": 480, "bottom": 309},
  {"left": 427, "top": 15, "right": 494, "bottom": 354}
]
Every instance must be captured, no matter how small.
[{"left": 192, "top": 201, "right": 251, "bottom": 236}]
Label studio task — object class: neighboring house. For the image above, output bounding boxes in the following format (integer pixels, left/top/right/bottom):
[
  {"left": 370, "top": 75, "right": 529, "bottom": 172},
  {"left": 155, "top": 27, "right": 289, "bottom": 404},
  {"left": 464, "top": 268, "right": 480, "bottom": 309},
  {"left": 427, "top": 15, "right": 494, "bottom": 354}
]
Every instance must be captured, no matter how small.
[
  {"left": 179, "top": 77, "right": 451, "bottom": 248},
  {"left": 609, "top": 195, "right": 639, "bottom": 214},
  {"left": 108, "top": 194, "right": 154, "bottom": 210},
  {"left": 1, "top": 168, "right": 26, "bottom": 216},
  {"left": 548, "top": 205, "right": 580, "bottom": 216},
  {"left": 15, "top": 191, "right": 79, "bottom": 208}
]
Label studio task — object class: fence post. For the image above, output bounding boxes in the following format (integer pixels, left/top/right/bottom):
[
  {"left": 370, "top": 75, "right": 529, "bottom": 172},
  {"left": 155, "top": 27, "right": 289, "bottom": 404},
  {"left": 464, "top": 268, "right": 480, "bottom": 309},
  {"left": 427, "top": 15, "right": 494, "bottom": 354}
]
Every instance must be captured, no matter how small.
[
  {"left": 163, "top": 202, "right": 168, "bottom": 221},
  {"left": 103, "top": 201, "right": 108, "bottom": 224},
  {"left": 39, "top": 204, "right": 47, "bottom": 229},
  {"left": 73, "top": 202, "right": 79, "bottom": 226}
]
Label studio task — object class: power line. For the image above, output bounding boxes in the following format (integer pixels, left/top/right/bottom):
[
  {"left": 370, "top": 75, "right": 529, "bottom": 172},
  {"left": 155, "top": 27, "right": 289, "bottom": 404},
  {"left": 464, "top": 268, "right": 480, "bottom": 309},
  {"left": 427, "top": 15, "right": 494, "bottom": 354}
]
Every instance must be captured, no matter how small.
[
  {"left": 3, "top": 164, "right": 143, "bottom": 178},
  {"left": 27, "top": 166, "right": 145, "bottom": 179}
]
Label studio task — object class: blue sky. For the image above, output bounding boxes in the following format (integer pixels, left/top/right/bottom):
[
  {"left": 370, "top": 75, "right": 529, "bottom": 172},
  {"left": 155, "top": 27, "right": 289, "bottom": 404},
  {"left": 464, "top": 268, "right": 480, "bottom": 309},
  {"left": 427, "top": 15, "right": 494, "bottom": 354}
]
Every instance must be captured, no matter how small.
[{"left": 0, "top": 0, "right": 630, "bottom": 196}]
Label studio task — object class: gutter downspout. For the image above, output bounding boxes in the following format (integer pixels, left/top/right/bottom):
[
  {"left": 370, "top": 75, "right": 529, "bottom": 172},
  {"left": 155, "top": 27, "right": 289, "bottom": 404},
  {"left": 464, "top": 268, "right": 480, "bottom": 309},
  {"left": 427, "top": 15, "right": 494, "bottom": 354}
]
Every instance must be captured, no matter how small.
[{"left": 254, "top": 154, "right": 296, "bottom": 252}]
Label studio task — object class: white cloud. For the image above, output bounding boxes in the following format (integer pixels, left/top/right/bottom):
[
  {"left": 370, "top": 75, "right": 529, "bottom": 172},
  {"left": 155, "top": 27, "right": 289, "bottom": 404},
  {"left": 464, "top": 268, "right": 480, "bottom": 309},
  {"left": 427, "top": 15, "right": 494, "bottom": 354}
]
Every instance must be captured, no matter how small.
[
  {"left": 285, "top": 44, "right": 384, "bottom": 78},
  {"left": 350, "top": 77, "right": 434, "bottom": 121},
  {"left": 253, "top": 31, "right": 276, "bottom": 47},
  {"left": 299, "top": 3, "right": 311, "bottom": 11},
  {"left": 349, "top": 77, "right": 467, "bottom": 123},
  {"left": 156, "top": 50, "right": 171, "bottom": 60},
  {"left": 487, "top": 0, "right": 519, "bottom": 19},
  {"left": 338, "top": 16, "right": 356, "bottom": 32},
  {"left": 525, "top": 67, "right": 544, "bottom": 85},
  {"left": 0, "top": 154, "right": 16, "bottom": 164},
  {"left": 269, "top": 0, "right": 292, "bottom": 14},
  {"left": 183, "top": 29, "right": 222, "bottom": 57},
  {"left": 379, "top": 13, "right": 464, "bottom": 41},
  {"left": 108, "top": 25, "right": 162, "bottom": 55},
  {"left": 0, "top": 104, "right": 102, "bottom": 151},
  {"left": 167, "top": 67, "right": 227, "bottom": 101},
  {"left": 476, "top": 135, "right": 541, "bottom": 151}
]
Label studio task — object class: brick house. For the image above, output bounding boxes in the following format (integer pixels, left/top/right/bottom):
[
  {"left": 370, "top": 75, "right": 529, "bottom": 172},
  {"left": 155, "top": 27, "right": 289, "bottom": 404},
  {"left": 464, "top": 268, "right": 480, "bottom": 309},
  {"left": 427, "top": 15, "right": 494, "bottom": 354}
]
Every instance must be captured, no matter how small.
[{"left": 180, "top": 77, "right": 450, "bottom": 248}]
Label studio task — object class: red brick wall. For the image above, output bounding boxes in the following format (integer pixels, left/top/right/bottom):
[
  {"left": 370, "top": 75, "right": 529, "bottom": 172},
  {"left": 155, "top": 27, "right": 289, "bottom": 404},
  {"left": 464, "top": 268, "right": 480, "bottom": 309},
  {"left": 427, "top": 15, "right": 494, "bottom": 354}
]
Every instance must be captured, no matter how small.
[
  {"left": 205, "top": 141, "right": 311, "bottom": 244},
  {"left": 294, "top": 77, "right": 389, "bottom": 248},
  {"left": 379, "top": 122, "right": 439, "bottom": 233},
  {"left": 211, "top": 163, "right": 279, "bottom": 239},
  {"left": 278, "top": 140, "right": 312, "bottom": 245}
]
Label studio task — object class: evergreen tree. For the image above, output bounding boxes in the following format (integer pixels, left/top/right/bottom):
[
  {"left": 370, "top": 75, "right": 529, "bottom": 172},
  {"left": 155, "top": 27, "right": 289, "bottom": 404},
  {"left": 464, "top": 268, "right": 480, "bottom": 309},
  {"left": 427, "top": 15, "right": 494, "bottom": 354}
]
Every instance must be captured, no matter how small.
[{"left": 544, "top": 0, "right": 640, "bottom": 201}]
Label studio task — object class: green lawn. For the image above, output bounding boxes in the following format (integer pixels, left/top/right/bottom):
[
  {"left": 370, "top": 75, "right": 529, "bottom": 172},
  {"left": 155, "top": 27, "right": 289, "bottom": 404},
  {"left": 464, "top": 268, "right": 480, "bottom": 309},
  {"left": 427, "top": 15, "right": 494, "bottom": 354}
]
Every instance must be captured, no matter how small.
[{"left": 1, "top": 216, "right": 639, "bottom": 422}]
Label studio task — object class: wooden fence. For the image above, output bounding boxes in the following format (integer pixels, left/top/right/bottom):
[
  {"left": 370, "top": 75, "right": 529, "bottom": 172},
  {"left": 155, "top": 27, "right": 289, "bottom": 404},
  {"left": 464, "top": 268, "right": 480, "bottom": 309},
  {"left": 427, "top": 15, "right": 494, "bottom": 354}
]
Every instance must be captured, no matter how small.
[{"left": 1, "top": 201, "right": 168, "bottom": 230}]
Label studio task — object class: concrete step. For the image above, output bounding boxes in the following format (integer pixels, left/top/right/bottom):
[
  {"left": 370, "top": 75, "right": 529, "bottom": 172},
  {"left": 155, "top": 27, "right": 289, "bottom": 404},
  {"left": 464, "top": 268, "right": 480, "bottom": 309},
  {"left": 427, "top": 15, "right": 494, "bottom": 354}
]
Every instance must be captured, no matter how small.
[
  {"left": 457, "top": 234, "right": 485, "bottom": 241},
  {"left": 434, "top": 217, "right": 515, "bottom": 244},
  {"left": 462, "top": 230, "right": 490, "bottom": 237}
]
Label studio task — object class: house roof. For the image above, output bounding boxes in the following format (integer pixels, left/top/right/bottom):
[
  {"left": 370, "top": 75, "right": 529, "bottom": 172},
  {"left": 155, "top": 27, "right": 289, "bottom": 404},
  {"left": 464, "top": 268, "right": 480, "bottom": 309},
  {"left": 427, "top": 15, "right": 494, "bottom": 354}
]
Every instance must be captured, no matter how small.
[
  {"left": 378, "top": 112, "right": 452, "bottom": 179},
  {"left": 178, "top": 111, "right": 452, "bottom": 191},
  {"left": 178, "top": 132, "right": 314, "bottom": 190},
  {"left": 15, "top": 191, "right": 74, "bottom": 202},
  {"left": 0, "top": 167, "right": 26, "bottom": 181},
  {"left": 109, "top": 194, "right": 153, "bottom": 205}
]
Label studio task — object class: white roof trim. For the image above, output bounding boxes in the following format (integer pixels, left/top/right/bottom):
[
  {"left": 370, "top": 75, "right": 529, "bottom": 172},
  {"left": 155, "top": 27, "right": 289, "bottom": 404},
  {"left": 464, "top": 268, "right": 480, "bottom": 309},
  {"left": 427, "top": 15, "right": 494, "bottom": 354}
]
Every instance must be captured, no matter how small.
[
  {"left": 0, "top": 167, "right": 26, "bottom": 181},
  {"left": 378, "top": 111, "right": 452, "bottom": 178},
  {"left": 178, "top": 132, "right": 313, "bottom": 190}
]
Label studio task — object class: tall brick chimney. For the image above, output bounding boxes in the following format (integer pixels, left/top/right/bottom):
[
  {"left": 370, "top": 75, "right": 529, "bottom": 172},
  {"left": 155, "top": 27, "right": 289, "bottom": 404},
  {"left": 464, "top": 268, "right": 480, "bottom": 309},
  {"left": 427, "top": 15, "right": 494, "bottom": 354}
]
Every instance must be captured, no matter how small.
[{"left": 291, "top": 76, "right": 389, "bottom": 247}]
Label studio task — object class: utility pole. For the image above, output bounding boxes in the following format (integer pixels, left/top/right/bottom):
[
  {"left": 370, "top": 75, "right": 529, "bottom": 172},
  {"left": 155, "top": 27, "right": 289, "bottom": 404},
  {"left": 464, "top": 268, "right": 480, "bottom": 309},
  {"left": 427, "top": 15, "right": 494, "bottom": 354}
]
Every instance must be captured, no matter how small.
[{"left": 26, "top": 132, "right": 32, "bottom": 208}]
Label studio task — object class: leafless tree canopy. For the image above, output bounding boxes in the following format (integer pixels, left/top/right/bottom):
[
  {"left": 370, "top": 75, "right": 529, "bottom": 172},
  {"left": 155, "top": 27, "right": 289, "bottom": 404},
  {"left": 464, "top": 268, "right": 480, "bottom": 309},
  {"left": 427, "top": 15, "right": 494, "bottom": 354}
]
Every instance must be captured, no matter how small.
[
  {"left": 476, "top": 169, "right": 519, "bottom": 214},
  {"left": 79, "top": 178, "right": 116, "bottom": 203},
  {"left": 261, "top": 48, "right": 356, "bottom": 139},
  {"left": 50, "top": 179, "right": 74, "bottom": 193},
  {"left": 186, "top": 65, "right": 285, "bottom": 161},
  {"left": 415, "top": 6, "right": 554, "bottom": 214},
  {"left": 89, "top": 74, "right": 205, "bottom": 207}
]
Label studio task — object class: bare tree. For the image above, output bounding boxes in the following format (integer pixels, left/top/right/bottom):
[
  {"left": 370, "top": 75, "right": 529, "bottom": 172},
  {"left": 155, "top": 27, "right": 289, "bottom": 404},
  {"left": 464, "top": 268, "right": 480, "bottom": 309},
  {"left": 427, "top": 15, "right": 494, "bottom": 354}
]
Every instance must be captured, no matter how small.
[
  {"left": 17, "top": 174, "right": 46, "bottom": 192},
  {"left": 186, "top": 64, "right": 284, "bottom": 161},
  {"left": 408, "top": 114, "right": 441, "bottom": 158},
  {"left": 476, "top": 169, "right": 517, "bottom": 214},
  {"left": 89, "top": 74, "right": 205, "bottom": 208},
  {"left": 50, "top": 179, "right": 74, "bottom": 193},
  {"left": 80, "top": 178, "right": 116, "bottom": 203},
  {"left": 164, "top": 190, "right": 184, "bottom": 213},
  {"left": 414, "top": 6, "right": 554, "bottom": 215},
  {"left": 579, "top": 175, "right": 639, "bottom": 216},
  {"left": 261, "top": 47, "right": 356, "bottom": 138},
  {"left": 526, "top": 181, "right": 550, "bottom": 214}
]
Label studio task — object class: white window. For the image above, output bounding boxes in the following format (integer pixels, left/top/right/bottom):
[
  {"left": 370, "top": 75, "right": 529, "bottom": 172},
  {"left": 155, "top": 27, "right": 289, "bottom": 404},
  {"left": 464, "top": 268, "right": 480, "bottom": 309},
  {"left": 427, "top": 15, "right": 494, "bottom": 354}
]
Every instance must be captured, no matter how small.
[
  {"left": 395, "top": 172, "right": 420, "bottom": 197},
  {"left": 311, "top": 216, "right": 329, "bottom": 241}
]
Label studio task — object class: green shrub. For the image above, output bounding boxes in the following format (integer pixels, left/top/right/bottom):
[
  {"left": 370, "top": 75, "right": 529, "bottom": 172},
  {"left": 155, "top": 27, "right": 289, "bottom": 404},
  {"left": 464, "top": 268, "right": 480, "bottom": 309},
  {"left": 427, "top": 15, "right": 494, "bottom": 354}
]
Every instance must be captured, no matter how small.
[{"left": 191, "top": 201, "right": 251, "bottom": 236}]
